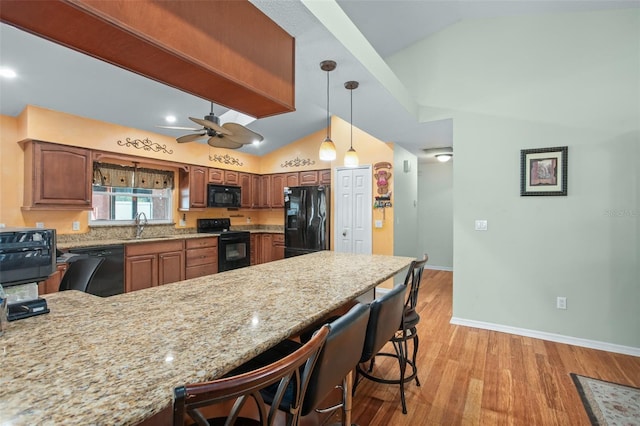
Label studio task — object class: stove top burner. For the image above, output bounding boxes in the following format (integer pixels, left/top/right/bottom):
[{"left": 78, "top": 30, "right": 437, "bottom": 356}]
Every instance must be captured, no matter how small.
[{"left": 196, "top": 218, "right": 250, "bottom": 237}]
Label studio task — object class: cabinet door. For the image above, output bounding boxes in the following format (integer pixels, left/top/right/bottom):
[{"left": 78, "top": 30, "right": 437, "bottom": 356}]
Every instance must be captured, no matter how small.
[
  {"left": 189, "top": 166, "right": 207, "bottom": 208},
  {"left": 125, "top": 254, "right": 157, "bottom": 292},
  {"left": 239, "top": 173, "right": 252, "bottom": 208},
  {"left": 24, "top": 141, "right": 92, "bottom": 209},
  {"left": 208, "top": 168, "right": 224, "bottom": 184},
  {"left": 272, "top": 234, "right": 285, "bottom": 261},
  {"left": 259, "top": 175, "right": 271, "bottom": 208},
  {"left": 319, "top": 169, "right": 331, "bottom": 185},
  {"left": 159, "top": 250, "right": 185, "bottom": 285},
  {"left": 38, "top": 263, "right": 68, "bottom": 295},
  {"left": 299, "top": 170, "right": 319, "bottom": 186},
  {"left": 250, "top": 234, "right": 259, "bottom": 265},
  {"left": 270, "top": 174, "right": 286, "bottom": 208},
  {"left": 251, "top": 174, "right": 261, "bottom": 208},
  {"left": 260, "top": 233, "right": 273, "bottom": 263},
  {"left": 224, "top": 170, "right": 239, "bottom": 185},
  {"left": 285, "top": 172, "right": 299, "bottom": 187}
]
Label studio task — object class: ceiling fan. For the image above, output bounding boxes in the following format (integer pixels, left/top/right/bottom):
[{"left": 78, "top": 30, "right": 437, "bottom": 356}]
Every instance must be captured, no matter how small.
[{"left": 159, "top": 102, "right": 264, "bottom": 149}]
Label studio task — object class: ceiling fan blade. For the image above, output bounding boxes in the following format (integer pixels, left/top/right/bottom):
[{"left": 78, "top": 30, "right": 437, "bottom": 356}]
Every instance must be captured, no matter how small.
[
  {"left": 207, "top": 137, "right": 243, "bottom": 149},
  {"left": 157, "top": 125, "right": 202, "bottom": 131},
  {"left": 177, "top": 133, "right": 207, "bottom": 143},
  {"left": 189, "top": 117, "right": 232, "bottom": 135},
  {"left": 222, "top": 122, "right": 263, "bottom": 144}
]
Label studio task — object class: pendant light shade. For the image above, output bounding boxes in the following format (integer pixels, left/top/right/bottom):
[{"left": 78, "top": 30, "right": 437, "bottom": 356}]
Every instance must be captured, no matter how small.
[
  {"left": 319, "top": 60, "right": 337, "bottom": 161},
  {"left": 344, "top": 80, "right": 359, "bottom": 167}
]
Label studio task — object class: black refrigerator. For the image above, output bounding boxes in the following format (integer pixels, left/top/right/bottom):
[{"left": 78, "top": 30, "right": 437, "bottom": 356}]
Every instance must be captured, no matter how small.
[{"left": 284, "top": 185, "right": 330, "bottom": 258}]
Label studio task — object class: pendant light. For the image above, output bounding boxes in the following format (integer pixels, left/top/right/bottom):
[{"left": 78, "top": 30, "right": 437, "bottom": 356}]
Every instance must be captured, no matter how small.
[
  {"left": 318, "top": 60, "right": 337, "bottom": 161},
  {"left": 344, "top": 80, "right": 359, "bottom": 167}
]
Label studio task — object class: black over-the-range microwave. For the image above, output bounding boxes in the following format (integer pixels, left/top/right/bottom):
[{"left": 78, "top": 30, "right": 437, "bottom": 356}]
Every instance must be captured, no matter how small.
[{"left": 207, "top": 184, "right": 241, "bottom": 208}]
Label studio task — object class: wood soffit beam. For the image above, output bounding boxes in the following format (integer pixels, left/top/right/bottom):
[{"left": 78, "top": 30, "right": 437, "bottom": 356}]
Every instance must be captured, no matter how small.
[{"left": 0, "top": 0, "right": 295, "bottom": 118}]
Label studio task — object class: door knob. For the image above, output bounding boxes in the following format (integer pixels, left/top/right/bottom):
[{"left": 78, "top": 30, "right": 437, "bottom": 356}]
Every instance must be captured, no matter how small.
[{"left": 342, "top": 230, "right": 347, "bottom": 237}]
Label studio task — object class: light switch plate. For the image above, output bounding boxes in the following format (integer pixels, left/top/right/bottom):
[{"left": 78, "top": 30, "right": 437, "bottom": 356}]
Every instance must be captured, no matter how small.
[
  {"left": 35, "top": 222, "right": 44, "bottom": 229},
  {"left": 375, "top": 220, "right": 383, "bottom": 228},
  {"left": 72, "top": 221, "right": 80, "bottom": 231},
  {"left": 475, "top": 220, "right": 488, "bottom": 231}
]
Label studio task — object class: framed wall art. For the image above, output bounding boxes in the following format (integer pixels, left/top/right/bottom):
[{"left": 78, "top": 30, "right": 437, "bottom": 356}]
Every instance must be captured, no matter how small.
[{"left": 520, "top": 146, "right": 568, "bottom": 196}]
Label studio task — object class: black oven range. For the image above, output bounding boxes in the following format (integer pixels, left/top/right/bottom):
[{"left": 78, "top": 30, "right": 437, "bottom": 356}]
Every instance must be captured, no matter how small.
[{"left": 197, "top": 218, "right": 250, "bottom": 272}]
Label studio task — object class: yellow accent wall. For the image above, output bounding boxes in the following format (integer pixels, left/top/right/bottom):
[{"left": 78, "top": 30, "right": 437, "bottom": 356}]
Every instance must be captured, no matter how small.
[{"left": 1, "top": 107, "right": 395, "bottom": 257}]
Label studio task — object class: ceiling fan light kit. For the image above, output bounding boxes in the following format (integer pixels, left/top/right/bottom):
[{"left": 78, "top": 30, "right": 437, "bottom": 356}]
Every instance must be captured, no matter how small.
[
  {"left": 319, "top": 60, "right": 337, "bottom": 161},
  {"left": 344, "top": 80, "right": 359, "bottom": 167},
  {"left": 171, "top": 102, "right": 263, "bottom": 150}
]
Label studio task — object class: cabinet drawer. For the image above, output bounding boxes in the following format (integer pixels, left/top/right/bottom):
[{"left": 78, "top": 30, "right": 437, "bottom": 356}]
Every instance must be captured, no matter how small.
[
  {"left": 186, "top": 247, "right": 217, "bottom": 267},
  {"left": 126, "top": 240, "right": 184, "bottom": 256},
  {"left": 186, "top": 237, "right": 218, "bottom": 249},
  {"left": 273, "top": 234, "right": 285, "bottom": 245},
  {"left": 186, "top": 264, "right": 217, "bottom": 279}
]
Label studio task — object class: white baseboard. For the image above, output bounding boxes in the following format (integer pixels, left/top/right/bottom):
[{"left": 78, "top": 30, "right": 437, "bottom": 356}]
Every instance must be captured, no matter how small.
[
  {"left": 450, "top": 317, "right": 640, "bottom": 357},
  {"left": 426, "top": 265, "right": 453, "bottom": 272}
]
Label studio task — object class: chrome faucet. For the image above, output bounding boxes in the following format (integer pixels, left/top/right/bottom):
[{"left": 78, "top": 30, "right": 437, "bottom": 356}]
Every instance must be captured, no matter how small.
[{"left": 134, "top": 212, "right": 148, "bottom": 238}]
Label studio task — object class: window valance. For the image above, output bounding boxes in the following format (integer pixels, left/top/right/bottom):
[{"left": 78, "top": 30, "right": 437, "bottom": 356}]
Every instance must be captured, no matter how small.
[{"left": 93, "top": 162, "right": 174, "bottom": 189}]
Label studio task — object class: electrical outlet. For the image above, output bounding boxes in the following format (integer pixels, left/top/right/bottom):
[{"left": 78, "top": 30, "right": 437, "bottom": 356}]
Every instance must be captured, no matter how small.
[
  {"left": 475, "top": 220, "right": 488, "bottom": 231},
  {"left": 35, "top": 222, "right": 44, "bottom": 229},
  {"left": 375, "top": 220, "right": 383, "bottom": 228},
  {"left": 72, "top": 221, "right": 80, "bottom": 231},
  {"left": 556, "top": 296, "right": 567, "bottom": 310},
  {"left": 246, "top": 217, "right": 251, "bottom": 224},
  {"left": 0, "top": 223, "right": 5, "bottom": 228}
]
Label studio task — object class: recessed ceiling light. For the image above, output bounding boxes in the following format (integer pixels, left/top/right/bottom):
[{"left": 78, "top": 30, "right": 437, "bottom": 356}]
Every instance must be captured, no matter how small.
[
  {"left": 0, "top": 67, "right": 17, "bottom": 78},
  {"left": 165, "top": 115, "right": 176, "bottom": 123}
]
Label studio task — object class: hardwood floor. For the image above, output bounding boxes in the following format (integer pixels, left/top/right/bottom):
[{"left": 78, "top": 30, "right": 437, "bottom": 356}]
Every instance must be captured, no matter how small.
[{"left": 337, "top": 269, "right": 640, "bottom": 425}]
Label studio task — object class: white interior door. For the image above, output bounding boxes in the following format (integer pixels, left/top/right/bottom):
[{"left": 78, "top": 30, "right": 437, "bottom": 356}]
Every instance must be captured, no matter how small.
[{"left": 335, "top": 166, "right": 372, "bottom": 254}]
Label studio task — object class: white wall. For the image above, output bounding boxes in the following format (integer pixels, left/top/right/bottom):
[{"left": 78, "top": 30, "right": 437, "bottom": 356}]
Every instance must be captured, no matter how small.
[
  {"left": 389, "top": 9, "right": 639, "bottom": 348},
  {"left": 418, "top": 160, "right": 453, "bottom": 270},
  {"left": 393, "top": 144, "right": 419, "bottom": 285}
]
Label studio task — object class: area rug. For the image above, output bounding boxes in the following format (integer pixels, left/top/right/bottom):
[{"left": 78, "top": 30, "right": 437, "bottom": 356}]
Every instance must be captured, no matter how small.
[{"left": 571, "top": 373, "right": 640, "bottom": 425}]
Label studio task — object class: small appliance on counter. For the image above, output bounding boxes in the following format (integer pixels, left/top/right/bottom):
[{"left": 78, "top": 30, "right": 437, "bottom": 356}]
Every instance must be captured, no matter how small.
[
  {"left": 0, "top": 227, "right": 56, "bottom": 321},
  {"left": 197, "top": 218, "right": 250, "bottom": 271}
]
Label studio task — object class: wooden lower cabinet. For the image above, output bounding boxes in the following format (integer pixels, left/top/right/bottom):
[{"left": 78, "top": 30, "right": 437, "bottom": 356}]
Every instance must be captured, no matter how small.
[
  {"left": 250, "top": 234, "right": 259, "bottom": 265},
  {"left": 185, "top": 237, "right": 218, "bottom": 279},
  {"left": 251, "top": 233, "right": 284, "bottom": 265},
  {"left": 125, "top": 240, "right": 185, "bottom": 292},
  {"left": 38, "top": 263, "right": 68, "bottom": 295},
  {"left": 272, "top": 234, "right": 285, "bottom": 261}
]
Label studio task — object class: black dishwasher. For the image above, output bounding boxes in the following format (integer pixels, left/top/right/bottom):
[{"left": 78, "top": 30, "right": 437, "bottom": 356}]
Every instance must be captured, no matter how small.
[{"left": 68, "top": 245, "right": 124, "bottom": 297}]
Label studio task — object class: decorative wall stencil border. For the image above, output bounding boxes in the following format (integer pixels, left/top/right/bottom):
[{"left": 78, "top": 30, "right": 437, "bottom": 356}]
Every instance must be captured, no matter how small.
[
  {"left": 117, "top": 137, "right": 173, "bottom": 154},
  {"left": 209, "top": 153, "right": 244, "bottom": 166},
  {"left": 281, "top": 157, "right": 316, "bottom": 168}
]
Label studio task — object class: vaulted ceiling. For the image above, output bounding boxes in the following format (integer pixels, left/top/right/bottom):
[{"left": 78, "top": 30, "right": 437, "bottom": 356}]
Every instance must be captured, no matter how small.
[{"left": 1, "top": 1, "right": 636, "bottom": 160}]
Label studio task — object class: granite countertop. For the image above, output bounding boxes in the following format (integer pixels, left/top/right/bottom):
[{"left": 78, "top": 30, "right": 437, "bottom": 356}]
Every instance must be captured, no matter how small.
[
  {"left": 57, "top": 229, "right": 284, "bottom": 250},
  {"left": 0, "top": 251, "right": 413, "bottom": 426}
]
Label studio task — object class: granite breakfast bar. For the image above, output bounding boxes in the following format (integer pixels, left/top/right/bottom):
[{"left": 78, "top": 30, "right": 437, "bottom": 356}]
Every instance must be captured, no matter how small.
[{"left": 0, "top": 251, "right": 413, "bottom": 425}]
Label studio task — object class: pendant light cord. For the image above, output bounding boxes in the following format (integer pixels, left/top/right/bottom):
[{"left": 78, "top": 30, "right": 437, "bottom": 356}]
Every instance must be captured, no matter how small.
[
  {"left": 326, "top": 69, "right": 331, "bottom": 139},
  {"left": 350, "top": 88, "right": 353, "bottom": 149}
]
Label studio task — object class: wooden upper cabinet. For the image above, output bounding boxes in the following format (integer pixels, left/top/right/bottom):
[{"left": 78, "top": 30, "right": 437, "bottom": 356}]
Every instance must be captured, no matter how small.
[
  {"left": 319, "top": 169, "right": 331, "bottom": 185},
  {"left": 208, "top": 168, "right": 224, "bottom": 184},
  {"left": 239, "top": 173, "right": 252, "bottom": 208},
  {"left": 271, "top": 174, "right": 286, "bottom": 208},
  {"left": 259, "top": 175, "right": 271, "bottom": 208},
  {"left": 224, "top": 170, "right": 239, "bottom": 186},
  {"left": 299, "top": 170, "right": 319, "bottom": 186},
  {"left": 285, "top": 172, "right": 299, "bottom": 187},
  {"left": 251, "top": 174, "right": 261, "bottom": 208},
  {"left": 179, "top": 165, "right": 207, "bottom": 210},
  {"left": 0, "top": 1, "right": 294, "bottom": 118},
  {"left": 20, "top": 140, "right": 92, "bottom": 210}
]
